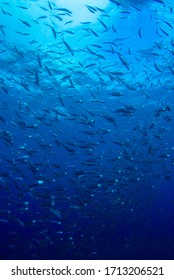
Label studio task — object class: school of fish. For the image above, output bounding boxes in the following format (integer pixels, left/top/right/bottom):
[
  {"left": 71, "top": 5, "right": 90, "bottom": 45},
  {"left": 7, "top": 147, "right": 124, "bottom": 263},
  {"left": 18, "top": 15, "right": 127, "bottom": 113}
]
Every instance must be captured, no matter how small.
[{"left": 0, "top": 0, "right": 174, "bottom": 259}]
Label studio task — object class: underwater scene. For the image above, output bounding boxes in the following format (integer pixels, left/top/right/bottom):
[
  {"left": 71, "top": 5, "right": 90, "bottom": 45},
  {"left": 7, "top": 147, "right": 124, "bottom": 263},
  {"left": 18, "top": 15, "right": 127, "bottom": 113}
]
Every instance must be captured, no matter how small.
[{"left": 0, "top": 0, "right": 174, "bottom": 260}]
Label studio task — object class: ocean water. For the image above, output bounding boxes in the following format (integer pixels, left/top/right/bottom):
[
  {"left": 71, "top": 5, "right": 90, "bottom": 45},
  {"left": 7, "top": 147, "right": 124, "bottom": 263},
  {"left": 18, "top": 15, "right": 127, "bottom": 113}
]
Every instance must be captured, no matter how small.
[{"left": 0, "top": 0, "right": 174, "bottom": 260}]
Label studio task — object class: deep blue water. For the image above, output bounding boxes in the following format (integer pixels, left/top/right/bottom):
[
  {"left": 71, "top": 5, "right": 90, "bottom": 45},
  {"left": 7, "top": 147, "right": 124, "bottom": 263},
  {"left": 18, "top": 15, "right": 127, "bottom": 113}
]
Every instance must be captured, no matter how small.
[{"left": 0, "top": 0, "right": 174, "bottom": 260}]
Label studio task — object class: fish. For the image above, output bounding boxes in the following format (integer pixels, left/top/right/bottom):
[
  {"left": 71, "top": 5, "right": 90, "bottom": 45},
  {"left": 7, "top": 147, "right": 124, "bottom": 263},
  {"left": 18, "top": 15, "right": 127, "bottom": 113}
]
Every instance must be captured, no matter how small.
[
  {"left": 159, "top": 26, "right": 169, "bottom": 36},
  {"left": 153, "top": 0, "right": 165, "bottom": 4},
  {"left": 84, "top": 63, "right": 96, "bottom": 69},
  {"left": 109, "top": 0, "right": 121, "bottom": 6},
  {"left": 101, "top": 114, "right": 118, "bottom": 126},
  {"left": 162, "top": 20, "right": 173, "bottom": 29},
  {"left": 98, "top": 19, "right": 108, "bottom": 29},
  {"left": 44, "top": 64, "right": 52, "bottom": 76},
  {"left": 19, "top": 19, "right": 31, "bottom": 27},
  {"left": 0, "top": 115, "right": 5, "bottom": 122},
  {"left": 117, "top": 52, "right": 130, "bottom": 70},
  {"left": 62, "top": 39, "right": 74, "bottom": 56},
  {"left": 109, "top": 71, "right": 124, "bottom": 76},
  {"left": 0, "top": 219, "right": 8, "bottom": 223},
  {"left": 37, "top": 53, "right": 42, "bottom": 68},
  {"left": 85, "top": 5, "right": 97, "bottom": 14},
  {"left": 53, "top": 15, "right": 63, "bottom": 21},
  {"left": 17, "top": 6, "right": 28, "bottom": 10},
  {"left": 86, "top": 46, "right": 105, "bottom": 59},
  {"left": 37, "top": 16, "right": 47, "bottom": 20},
  {"left": 45, "top": 24, "right": 57, "bottom": 38},
  {"left": 55, "top": 8, "right": 72, "bottom": 14},
  {"left": 95, "top": 7, "right": 106, "bottom": 12},
  {"left": 138, "top": 28, "right": 142, "bottom": 38},
  {"left": 89, "top": 28, "right": 99, "bottom": 37},
  {"left": 35, "top": 70, "right": 39, "bottom": 85},
  {"left": 39, "top": 5, "right": 48, "bottom": 12},
  {"left": 64, "top": 20, "right": 73, "bottom": 25},
  {"left": 63, "top": 145, "right": 76, "bottom": 153},
  {"left": 80, "top": 21, "right": 91, "bottom": 25},
  {"left": 112, "top": 25, "right": 117, "bottom": 33},
  {"left": 154, "top": 61, "right": 162, "bottom": 72},
  {"left": 48, "top": 1, "right": 53, "bottom": 10},
  {"left": 109, "top": 91, "right": 123, "bottom": 96}
]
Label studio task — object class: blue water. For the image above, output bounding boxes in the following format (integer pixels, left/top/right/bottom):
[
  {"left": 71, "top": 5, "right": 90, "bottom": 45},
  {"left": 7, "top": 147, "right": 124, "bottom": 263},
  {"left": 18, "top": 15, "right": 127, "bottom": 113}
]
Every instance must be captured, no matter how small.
[{"left": 0, "top": 0, "right": 174, "bottom": 260}]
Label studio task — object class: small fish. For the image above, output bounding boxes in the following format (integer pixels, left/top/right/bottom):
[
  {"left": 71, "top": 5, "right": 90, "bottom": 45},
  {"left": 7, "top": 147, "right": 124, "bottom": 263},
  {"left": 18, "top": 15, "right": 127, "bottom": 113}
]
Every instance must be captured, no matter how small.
[
  {"left": 32, "top": 20, "right": 39, "bottom": 25},
  {"left": 29, "top": 39, "right": 38, "bottom": 44},
  {"left": 37, "top": 53, "right": 42, "bottom": 68},
  {"left": 61, "top": 75, "right": 71, "bottom": 81},
  {"left": 1, "top": 8, "right": 7, "bottom": 15},
  {"left": 62, "top": 39, "right": 74, "bottom": 56},
  {"left": 125, "top": 83, "right": 136, "bottom": 91},
  {"left": 98, "top": 19, "right": 108, "bottom": 29},
  {"left": 53, "top": 15, "right": 63, "bottom": 21},
  {"left": 45, "top": 24, "right": 57, "bottom": 38},
  {"left": 153, "top": 0, "right": 165, "bottom": 5},
  {"left": 0, "top": 115, "right": 5, "bottom": 122},
  {"left": 14, "top": 46, "right": 24, "bottom": 57},
  {"left": 171, "top": 38, "right": 174, "bottom": 47},
  {"left": 138, "top": 28, "right": 142, "bottom": 38},
  {"left": 91, "top": 44, "right": 102, "bottom": 48},
  {"left": 162, "top": 20, "right": 173, "bottom": 29},
  {"left": 64, "top": 30, "right": 74, "bottom": 35},
  {"left": 95, "top": 6, "right": 106, "bottom": 12},
  {"left": 19, "top": 19, "right": 31, "bottom": 27},
  {"left": 102, "top": 114, "right": 118, "bottom": 126},
  {"left": 117, "top": 52, "right": 130, "bottom": 70},
  {"left": 154, "top": 61, "right": 162, "bottom": 72},
  {"left": 49, "top": 208, "right": 62, "bottom": 219},
  {"left": 48, "top": 1, "right": 53, "bottom": 10},
  {"left": 112, "top": 25, "right": 117, "bottom": 33},
  {"left": 64, "top": 20, "right": 73, "bottom": 25},
  {"left": 21, "top": 33, "right": 30, "bottom": 36},
  {"left": 55, "top": 8, "right": 72, "bottom": 14},
  {"left": 0, "top": 219, "right": 8, "bottom": 223},
  {"left": 109, "top": 0, "right": 121, "bottom": 6},
  {"left": 132, "top": 5, "right": 142, "bottom": 11},
  {"left": 80, "top": 22, "right": 91, "bottom": 25},
  {"left": 112, "top": 140, "right": 123, "bottom": 146},
  {"left": 39, "top": 5, "right": 48, "bottom": 11},
  {"left": 84, "top": 63, "right": 96, "bottom": 69},
  {"left": 37, "top": 16, "right": 47, "bottom": 20},
  {"left": 44, "top": 64, "right": 52, "bottom": 76},
  {"left": 109, "top": 92, "right": 123, "bottom": 96},
  {"left": 85, "top": 5, "right": 97, "bottom": 14},
  {"left": 17, "top": 6, "right": 28, "bottom": 10},
  {"left": 109, "top": 71, "right": 124, "bottom": 75},
  {"left": 159, "top": 26, "right": 169, "bottom": 36},
  {"left": 35, "top": 70, "right": 39, "bottom": 86},
  {"left": 89, "top": 28, "right": 99, "bottom": 37},
  {"left": 63, "top": 145, "right": 76, "bottom": 153}
]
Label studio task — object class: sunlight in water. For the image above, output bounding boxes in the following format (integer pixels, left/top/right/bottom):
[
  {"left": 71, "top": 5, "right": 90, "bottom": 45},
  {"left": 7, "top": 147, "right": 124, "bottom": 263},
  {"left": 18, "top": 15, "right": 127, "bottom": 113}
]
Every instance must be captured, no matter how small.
[{"left": 55, "top": 0, "right": 109, "bottom": 25}]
